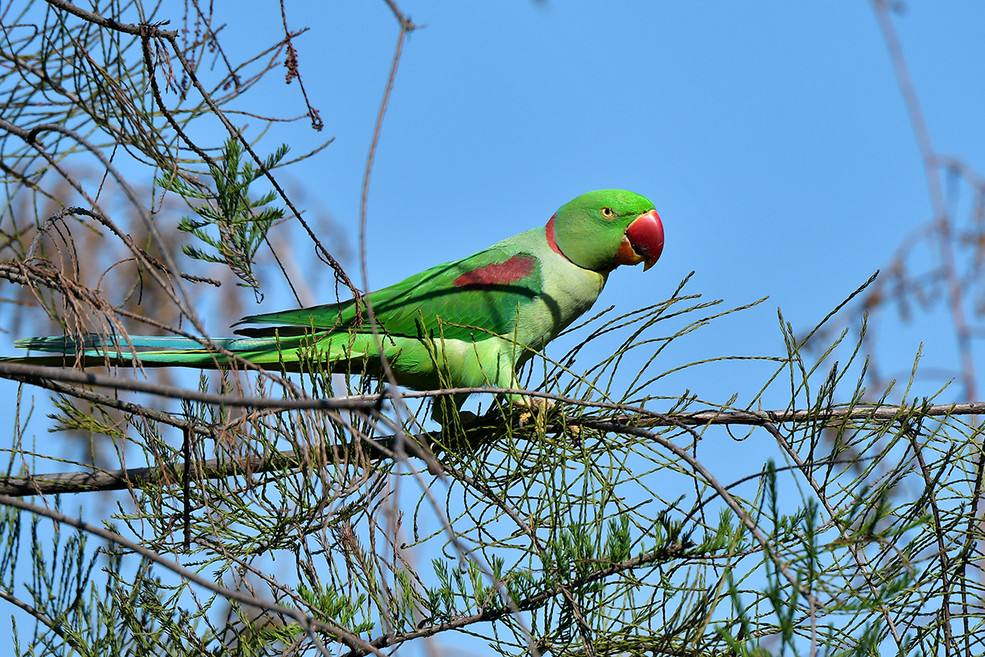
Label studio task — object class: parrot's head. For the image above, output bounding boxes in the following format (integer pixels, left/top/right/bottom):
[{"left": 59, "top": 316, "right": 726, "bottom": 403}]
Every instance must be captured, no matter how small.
[{"left": 548, "top": 189, "right": 664, "bottom": 272}]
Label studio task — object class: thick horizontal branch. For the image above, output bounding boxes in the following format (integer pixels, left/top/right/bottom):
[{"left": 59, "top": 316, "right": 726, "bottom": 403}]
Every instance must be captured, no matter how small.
[
  {"left": 1, "top": 398, "right": 982, "bottom": 497},
  {"left": 651, "top": 401, "right": 985, "bottom": 426},
  {"left": 0, "top": 361, "right": 382, "bottom": 412},
  {"left": 4, "top": 361, "right": 984, "bottom": 421},
  {"left": 0, "top": 433, "right": 403, "bottom": 497}
]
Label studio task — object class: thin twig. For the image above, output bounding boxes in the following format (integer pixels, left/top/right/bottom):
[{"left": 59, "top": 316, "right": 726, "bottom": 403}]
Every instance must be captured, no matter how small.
[{"left": 0, "top": 494, "right": 385, "bottom": 657}]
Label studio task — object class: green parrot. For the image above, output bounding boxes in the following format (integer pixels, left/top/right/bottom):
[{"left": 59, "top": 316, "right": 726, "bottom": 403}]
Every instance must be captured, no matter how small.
[{"left": 12, "top": 189, "right": 664, "bottom": 415}]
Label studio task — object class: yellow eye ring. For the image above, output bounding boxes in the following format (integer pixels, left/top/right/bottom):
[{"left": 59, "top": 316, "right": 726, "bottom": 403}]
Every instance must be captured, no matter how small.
[{"left": 601, "top": 207, "right": 615, "bottom": 219}]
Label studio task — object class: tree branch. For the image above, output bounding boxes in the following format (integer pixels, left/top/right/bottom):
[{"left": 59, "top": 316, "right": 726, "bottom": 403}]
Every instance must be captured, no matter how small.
[
  {"left": 43, "top": 0, "right": 178, "bottom": 37},
  {"left": 2, "top": 399, "right": 982, "bottom": 497},
  {"left": 0, "top": 361, "right": 382, "bottom": 411}
]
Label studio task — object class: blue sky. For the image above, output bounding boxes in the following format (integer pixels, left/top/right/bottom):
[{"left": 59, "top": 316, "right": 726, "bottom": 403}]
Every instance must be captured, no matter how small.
[{"left": 3, "top": 1, "right": 985, "bottom": 653}]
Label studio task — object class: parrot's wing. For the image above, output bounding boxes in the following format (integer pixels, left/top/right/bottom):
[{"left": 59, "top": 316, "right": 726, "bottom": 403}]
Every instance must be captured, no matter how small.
[{"left": 235, "top": 244, "right": 543, "bottom": 342}]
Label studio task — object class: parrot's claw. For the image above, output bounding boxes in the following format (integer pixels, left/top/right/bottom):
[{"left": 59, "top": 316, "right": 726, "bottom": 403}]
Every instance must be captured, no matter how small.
[{"left": 512, "top": 396, "right": 556, "bottom": 428}]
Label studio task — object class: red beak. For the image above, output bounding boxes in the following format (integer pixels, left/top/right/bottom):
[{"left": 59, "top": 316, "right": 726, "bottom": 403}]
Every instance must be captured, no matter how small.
[{"left": 623, "top": 209, "right": 664, "bottom": 271}]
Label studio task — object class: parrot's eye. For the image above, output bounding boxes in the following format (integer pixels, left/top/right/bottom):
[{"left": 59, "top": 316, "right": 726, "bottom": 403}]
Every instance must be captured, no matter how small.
[{"left": 600, "top": 207, "right": 615, "bottom": 219}]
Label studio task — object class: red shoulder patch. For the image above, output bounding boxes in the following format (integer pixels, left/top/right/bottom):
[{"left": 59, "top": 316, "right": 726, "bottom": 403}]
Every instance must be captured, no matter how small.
[{"left": 454, "top": 255, "right": 536, "bottom": 287}]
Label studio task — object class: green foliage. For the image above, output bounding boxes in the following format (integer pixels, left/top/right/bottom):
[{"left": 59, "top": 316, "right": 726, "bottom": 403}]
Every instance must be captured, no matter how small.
[
  {"left": 297, "top": 583, "right": 374, "bottom": 633},
  {"left": 49, "top": 397, "right": 127, "bottom": 440},
  {"left": 2, "top": 276, "right": 982, "bottom": 656},
  {"left": 160, "top": 138, "right": 288, "bottom": 297}
]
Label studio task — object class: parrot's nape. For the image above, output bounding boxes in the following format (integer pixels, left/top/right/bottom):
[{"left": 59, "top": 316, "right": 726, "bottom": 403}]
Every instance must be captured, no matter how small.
[{"left": 10, "top": 189, "right": 665, "bottom": 417}]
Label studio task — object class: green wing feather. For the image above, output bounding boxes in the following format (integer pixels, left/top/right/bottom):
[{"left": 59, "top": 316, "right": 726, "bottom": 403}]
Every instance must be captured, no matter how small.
[
  {"left": 236, "top": 244, "right": 543, "bottom": 342},
  {"left": 9, "top": 238, "right": 546, "bottom": 390}
]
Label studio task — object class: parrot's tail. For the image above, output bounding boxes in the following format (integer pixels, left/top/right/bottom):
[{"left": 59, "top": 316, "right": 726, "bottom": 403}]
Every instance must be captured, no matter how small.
[{"left": 7, "top": 332, "right": 338, "bottom": 369}]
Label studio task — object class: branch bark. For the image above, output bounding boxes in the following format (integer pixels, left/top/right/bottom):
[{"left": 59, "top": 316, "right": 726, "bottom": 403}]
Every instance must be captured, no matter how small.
[{"left": 2, "top": 399, "right": 982, "bottom": 497}]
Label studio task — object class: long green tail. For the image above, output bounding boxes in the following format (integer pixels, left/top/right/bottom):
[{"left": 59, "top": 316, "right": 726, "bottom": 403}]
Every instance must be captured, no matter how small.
[{"left": 9, "top": 332, "right": 370, "bottom": 369}]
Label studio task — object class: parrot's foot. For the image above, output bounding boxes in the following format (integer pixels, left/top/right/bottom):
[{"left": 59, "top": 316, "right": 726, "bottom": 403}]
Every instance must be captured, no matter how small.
[{"left": 511, "top": 395, "right": 556, "bottom": 428}]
